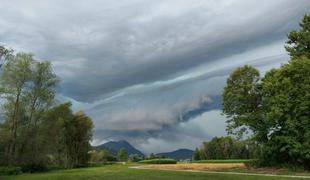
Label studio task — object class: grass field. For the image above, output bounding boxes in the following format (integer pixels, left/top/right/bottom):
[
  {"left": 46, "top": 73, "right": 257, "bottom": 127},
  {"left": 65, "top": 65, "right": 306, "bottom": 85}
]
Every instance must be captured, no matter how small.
[{"left": 1, "top": 164, "right": 307, "bottom": 180}]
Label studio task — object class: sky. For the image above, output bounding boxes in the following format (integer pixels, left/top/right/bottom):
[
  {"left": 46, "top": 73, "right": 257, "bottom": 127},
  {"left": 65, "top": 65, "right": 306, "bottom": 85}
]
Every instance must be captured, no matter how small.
[{"left": 0, "top": 0, "right": 309, "bottom": 154}]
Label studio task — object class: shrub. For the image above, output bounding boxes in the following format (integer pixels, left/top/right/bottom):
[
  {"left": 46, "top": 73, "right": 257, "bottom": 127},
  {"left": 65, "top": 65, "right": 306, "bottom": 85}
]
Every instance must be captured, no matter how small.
[
  {"left": 139, "top": 158, "right": 177, "bottom": 164},
  {"left": 21, "top": 163, "right": 48, "bottom": 173},
  {"left": 0, "top": 166, "right": 22, "bottom": 175}
]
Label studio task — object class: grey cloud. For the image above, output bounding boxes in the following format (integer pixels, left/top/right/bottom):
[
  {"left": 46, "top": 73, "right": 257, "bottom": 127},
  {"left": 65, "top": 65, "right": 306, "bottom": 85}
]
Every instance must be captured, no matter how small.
[
  {"left": 1, "top": 0, "right": 309, "bottom": 102},
  {"left": 1, "top": 0, "right": 309, "bottom": 152}
]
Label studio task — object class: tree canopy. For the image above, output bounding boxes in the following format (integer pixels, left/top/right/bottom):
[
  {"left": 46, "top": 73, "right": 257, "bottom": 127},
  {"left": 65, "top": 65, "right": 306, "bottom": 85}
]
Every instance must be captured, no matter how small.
[
  {"left": 222, "top": 15, "right": 310, "bottom": 169},
  {"left": 0, "top": 51, "right": 94, "bottom": 171}
]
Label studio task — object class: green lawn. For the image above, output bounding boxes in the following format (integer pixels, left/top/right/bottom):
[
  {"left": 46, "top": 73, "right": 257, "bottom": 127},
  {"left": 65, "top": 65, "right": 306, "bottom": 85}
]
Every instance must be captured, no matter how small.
[{"left": 0, "top": 164, "right": 304, "bottom": 180}]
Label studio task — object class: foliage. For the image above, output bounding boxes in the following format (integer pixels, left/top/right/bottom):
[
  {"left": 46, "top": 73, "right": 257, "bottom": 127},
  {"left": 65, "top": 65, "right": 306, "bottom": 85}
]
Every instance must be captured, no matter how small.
[
  {"left": 193, "top": 148, "right": 201, "bottom": 160},
  {"left": 117, "top": 148, "right": 128, "bottom": 162},
  {"left": 222, "top": 66, "right": 262, "bottom": 139},
  {"left": 21, "top": 164, "right": 48, "bottom": 173},
  {"left": 128, "top": 154, "right": 143, "bottom": 162},
  {"left": 223, "top": 15, "right": 310, "bottom": 170},
  {"left": 285, "top": 15, "right": 310, "bottom": 59},
  {"left": 198, "top": 137, "right": 251, "bottom": 160},
  {"left": 139, "top": 158, "right": 177, "bottom": 164},
  {"left": 223, "top": 57, "right": 310, "bottom": 169},
  {"left": 0, "top": 166, "right": 22, "bottom": 175},
  {"left": 0, "top": 51, "right": 94, "bottom": 171},
  {"left": 64, "top": 111, "right": 93, "bottom": 167},
  {"left": 0, "top": 46, "right": 13, "bottom": 68},
  {"left": 89, "top": 149, "right": 117, "bottom": 163}
]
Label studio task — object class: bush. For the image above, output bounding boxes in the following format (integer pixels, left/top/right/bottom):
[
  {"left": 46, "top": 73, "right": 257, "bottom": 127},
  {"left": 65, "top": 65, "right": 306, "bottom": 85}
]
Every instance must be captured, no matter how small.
[
  {"left": 87, "top": 162, "right": 115, "bottom": 167},
  {"left": 139, "top": 158, "right": 177, "bottom": 164},
  {"left": 21, "top": 164, "right": 48, "bottom": 173},
  {"left": 0, "top": 166, "right": 22, "bottom": 175}
]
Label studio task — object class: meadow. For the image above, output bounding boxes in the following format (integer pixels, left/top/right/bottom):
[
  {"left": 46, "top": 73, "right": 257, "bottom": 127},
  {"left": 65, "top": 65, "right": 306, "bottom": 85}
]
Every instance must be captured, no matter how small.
[{"left": 1, "top": 164, "right": 308, "bottom": 180}]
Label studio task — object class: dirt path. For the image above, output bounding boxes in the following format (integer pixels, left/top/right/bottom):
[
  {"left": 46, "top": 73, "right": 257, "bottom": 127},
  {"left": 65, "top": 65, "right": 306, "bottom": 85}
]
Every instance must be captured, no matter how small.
[{"left": 130, "top": 166, "right": 310, "bottom": 179}]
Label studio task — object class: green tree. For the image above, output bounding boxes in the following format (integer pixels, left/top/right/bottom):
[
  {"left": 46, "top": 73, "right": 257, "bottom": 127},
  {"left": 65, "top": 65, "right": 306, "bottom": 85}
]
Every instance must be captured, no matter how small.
[
  {"left": 193, "top": 148, "right": 201, "bottom": 160},
  {"left": 200, "top": 136, "right": 250, "bottom": 160},
  {"left": 18, "top": 60, "right": 59, "bottom": 165},
  {"left": 65, "top": 111, "right": 93, "bottom": 167},
  {"left": 149, "top": 153, "right": 156, "bottom": 159},
  {"left": 0, "top": 46, "right": 13, "bottom": 68},
  {"left": 222, "top": 65, "right": 265, "bottom": 140},
  {"left": 42, "top": 102, "right": 74, "bottom": 167},
  {"left": 0, "top": 49, "right": 94, "bottom": 170},
  {"left": 260, "top": 57, "right": 310, "bottom": 168},
  {"left": 0, "top": 53, "right": 33, "bottom": 163},
  {"left": 285, "top": 14, "right": 310, "bottom": 59},
  {"left": 117, "top": 148, "right": 128, "bottom": 162},
  {"left": 222, "top": 15, "right": 310, "bottom": 169}
]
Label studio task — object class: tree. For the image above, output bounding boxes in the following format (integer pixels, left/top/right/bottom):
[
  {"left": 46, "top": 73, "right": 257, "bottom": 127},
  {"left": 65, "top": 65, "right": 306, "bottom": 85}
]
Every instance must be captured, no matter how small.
[
  {"left": 0, "top": 46, "right": 13, "bottom": 68},
  {"left": 65, "top": 111, "right": 93, "bottom": 167},
  {"left": 199, "top": 136, "right": 250, "bottom": 160},
  {"left": 117, "top": 148, "right": 128, "bottom": 162},
  {"left": 18, "top": 60, "right": 59, "bottom": 165},
  {"left": 222, "top": 15, "right": 310, "bottom": 169},
  {"left": 222, "top": 65, "right": 265, "bottom": 140},
  {"left": 285, "top": 14, "right": 310, "bottom": 59},
  {"left": 193, "top": 148, "right": 201, "bottom": 160},
  {"left": 260, "top": 57, "right": 310, "bottom": 168},
  {"left": 0, "top": 53, "right": 33, "bottom": 163},
  {"left": 128, "top": 154, "right": 143, "bottom": 162},
  {"left": 0, "top": 49, "right": 94, "bottom": 170},
  {"left": 149, "top": 153, "right": 156, "bottom": 159}
]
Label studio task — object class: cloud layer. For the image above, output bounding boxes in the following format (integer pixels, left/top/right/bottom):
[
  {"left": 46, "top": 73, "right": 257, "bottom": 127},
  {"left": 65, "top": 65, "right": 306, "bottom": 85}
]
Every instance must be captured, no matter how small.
[{"left": 1, "top": 0, "right": 309, "bottom": 153}]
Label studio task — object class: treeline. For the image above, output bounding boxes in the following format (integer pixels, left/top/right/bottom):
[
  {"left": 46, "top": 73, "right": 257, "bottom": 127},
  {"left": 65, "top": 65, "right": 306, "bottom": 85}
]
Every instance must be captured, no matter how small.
[
  {"left": 89, "top": 148, "right": 143, "bottom": 163},
  {"left": 0, "top": 50, "right": 93, "bottom": 171},
  {"left": 222, "top": 15, "right": 310, "bottom": 170},
  {"left": 193, "top": 136, "right": 257, "bottom": 160}
]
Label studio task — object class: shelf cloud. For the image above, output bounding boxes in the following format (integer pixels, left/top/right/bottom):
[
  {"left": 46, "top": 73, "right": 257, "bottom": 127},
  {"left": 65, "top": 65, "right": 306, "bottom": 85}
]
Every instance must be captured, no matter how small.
[{"left": 1, "top": 0, "right": 309, "bottom": 153}]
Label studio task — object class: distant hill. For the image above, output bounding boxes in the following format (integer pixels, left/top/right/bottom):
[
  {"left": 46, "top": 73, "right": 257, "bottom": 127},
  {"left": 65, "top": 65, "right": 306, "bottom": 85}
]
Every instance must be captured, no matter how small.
[
  {"left": 95, "top": 140, "right": 144, "bottom": 156},
  {"left": 156, "top": 149, "right": 193, "bottom": 160}
]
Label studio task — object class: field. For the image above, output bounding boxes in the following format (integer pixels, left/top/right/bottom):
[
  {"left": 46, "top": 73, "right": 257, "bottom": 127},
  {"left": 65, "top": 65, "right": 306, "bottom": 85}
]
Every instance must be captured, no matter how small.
[
  {"left": 140, "top": 162, "right": 246, "bottom": 170},
  {"left": 193, "top": 159, "right": 252, "bottom": 163},
  {"left": 1, "top": 164, "right": 308, "bottom": 180}
]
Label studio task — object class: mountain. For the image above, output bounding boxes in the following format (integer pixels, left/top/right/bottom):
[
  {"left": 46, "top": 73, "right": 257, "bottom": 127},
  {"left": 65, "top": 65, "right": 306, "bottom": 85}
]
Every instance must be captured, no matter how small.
[
  {"left": 156, "top": 149, "right": 193, "bottom": 160},
  {"left": 95, "top": 140, "right": 144, "bottom": 156}
]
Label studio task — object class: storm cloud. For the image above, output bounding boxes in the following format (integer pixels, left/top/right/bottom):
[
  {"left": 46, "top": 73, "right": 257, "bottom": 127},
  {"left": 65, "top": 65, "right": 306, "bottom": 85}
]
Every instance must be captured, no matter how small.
[{"left": 1, "top": 0, "right": 309, "bottom": 153}]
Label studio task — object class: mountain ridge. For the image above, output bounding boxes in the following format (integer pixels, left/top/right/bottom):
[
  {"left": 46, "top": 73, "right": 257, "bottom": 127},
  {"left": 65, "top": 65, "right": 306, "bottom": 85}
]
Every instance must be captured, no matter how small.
[
  {"left": 95, "top": 140, "right": 144, "bottom": 156},
  {"left": 156, "top": 149, "right": 193, "bottom": 160}
]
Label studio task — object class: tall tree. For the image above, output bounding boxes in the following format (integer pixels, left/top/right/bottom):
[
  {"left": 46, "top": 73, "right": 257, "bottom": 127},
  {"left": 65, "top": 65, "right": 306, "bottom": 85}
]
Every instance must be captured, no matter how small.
[
  {"left": 117, "top": 148, "right": 128, "bottom": 162},
  {"left": 0, "top": 53, "right": 33, "bottom": 162},
  {"left": 18, "top": 61, "right": 59, "bottom": 164},
  {"left": 0, "top": 46, "right": 13, "bottom": 68},
  {"left": 64, "top": 111, "right": 93, "bottom": 167},
  {"left": 222, "top": 14, "right": 310, "bottom": 169},
  {"left": 222, "top": 65, "right": 265, "bottom": 140},
  {"left": 260, "top": 57, "right": 310, "bottom": 168},
  {"left": 285, "top": 14, "right": 310, "bottom": 59},
  {"left": 193, "top": 148, "right": 201, "bottom": 160}
]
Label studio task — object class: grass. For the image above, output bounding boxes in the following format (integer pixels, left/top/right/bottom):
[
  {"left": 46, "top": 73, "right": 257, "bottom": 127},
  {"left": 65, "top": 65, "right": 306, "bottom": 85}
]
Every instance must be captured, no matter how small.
[
  {"left": 193, "top": 159, "right": 253, "bottom": 163},
  {"left": 0, "top": 164, "right": 305, "bottom": 180},
  {"left": 139, "top": 158, "right": 177, "bottom": 164}
]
